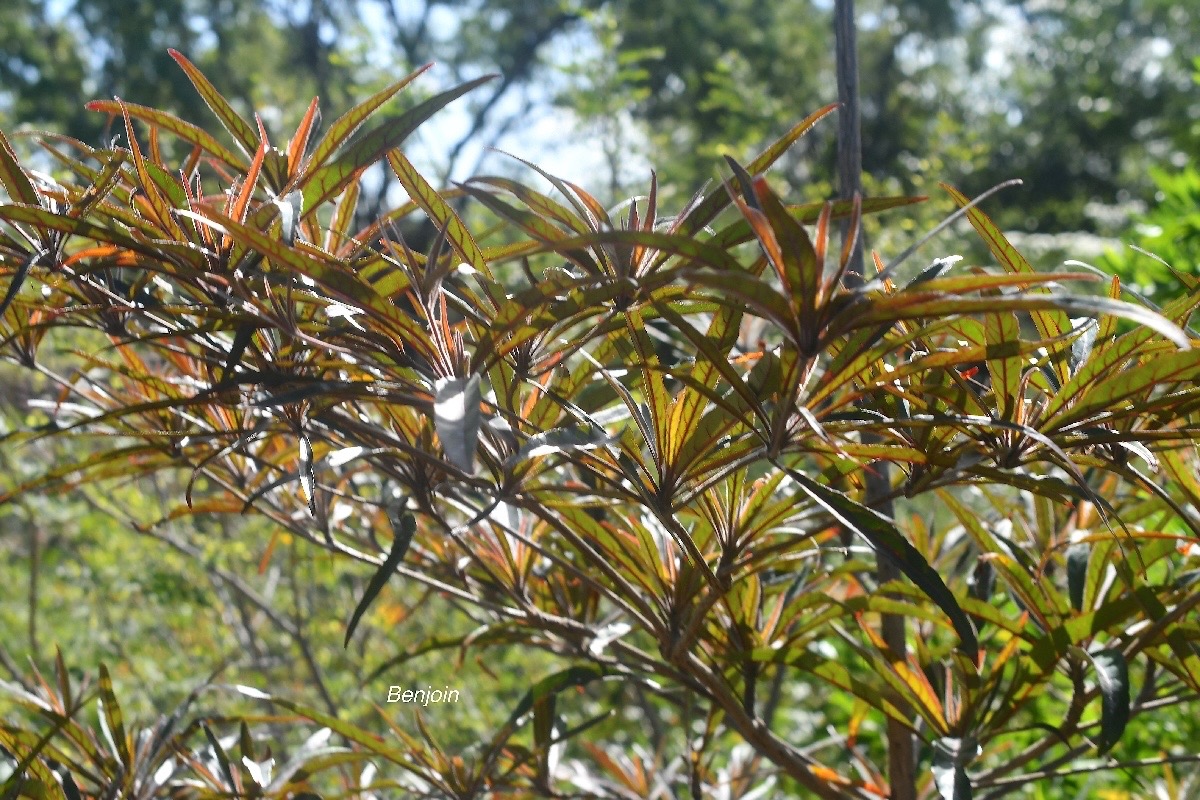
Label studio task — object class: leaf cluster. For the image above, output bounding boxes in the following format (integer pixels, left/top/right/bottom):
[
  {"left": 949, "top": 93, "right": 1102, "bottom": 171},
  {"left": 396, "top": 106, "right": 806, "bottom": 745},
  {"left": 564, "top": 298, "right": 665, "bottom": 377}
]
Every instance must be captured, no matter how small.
[{"left": 2, "top": 55, "right": 1200, "bottom": 798}]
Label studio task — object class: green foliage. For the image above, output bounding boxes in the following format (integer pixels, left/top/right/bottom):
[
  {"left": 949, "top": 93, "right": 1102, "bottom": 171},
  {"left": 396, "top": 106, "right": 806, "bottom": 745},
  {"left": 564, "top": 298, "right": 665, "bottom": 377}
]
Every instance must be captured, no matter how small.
[
  {"left": 1101, "top": 163, "right": 1200, "bottom": 299},
  {"left": 1, "top": 53, "right": 1200, "bottom": 799}
]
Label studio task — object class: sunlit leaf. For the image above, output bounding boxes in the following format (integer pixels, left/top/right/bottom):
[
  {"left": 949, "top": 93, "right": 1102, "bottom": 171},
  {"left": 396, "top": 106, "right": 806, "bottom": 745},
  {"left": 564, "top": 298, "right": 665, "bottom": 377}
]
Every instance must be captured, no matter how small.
[
  {"left": 942, "top": 183, "right": 1071, "bottom": 384},
  {"left": 434, "top": 375, "right": 482, "bottom": 473},
  {"left": 1045, "top": 350, "right": 1200, "bottom": 431},
  {"left": 1088, "top": 648, "right": 1130, "bottom": 753},
  {"left": 931, "top": 736, "right": 975, "bottom": 800},
  {"left": 388, "top": 150, "right": 490, "bottom": 279},
  {"left": 506, "top": 424, "right": 613, "bottom": 468}
]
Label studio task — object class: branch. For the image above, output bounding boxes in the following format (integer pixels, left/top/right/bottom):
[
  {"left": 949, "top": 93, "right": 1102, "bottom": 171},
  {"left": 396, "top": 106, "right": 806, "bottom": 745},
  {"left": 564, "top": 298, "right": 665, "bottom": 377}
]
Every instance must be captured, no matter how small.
[
  {"left": 440, "top": 12, "right": 580, "bottom": 182},
  {"left": 977, "top": 754, "right": 1200, "bottom": 795}
]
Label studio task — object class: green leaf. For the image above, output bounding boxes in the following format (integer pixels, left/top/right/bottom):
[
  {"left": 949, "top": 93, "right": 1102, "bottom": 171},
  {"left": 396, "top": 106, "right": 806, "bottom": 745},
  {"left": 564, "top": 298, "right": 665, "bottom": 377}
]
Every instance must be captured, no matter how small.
[
  {"left": 387, "top": 150, "right": 490, "bottom": 278},
  {"left": 942, "top": 183, "right": 1072, "bottom": 384},
  {"left": 168, "top": 49, "right": 259, "bottom": 157},
  {"left": 184, "top": 207, "right": 433, "bottom": 350},
  {"left": 460, "top": 184, "right": 603, "bottom": 275},
  {"left": 752, "top": 175, "right": 821, "bottom": 332},
  {"left": 723, "top": 155, "right": 760, "bottom": 210},
  {"left": 97, "top": 664, "right": 131, "bottom": 770},
  {"left": 434, "top": 375, "right": 482, "bottom": 473},
  {"left": 531, "top": 228, "right": 746, "bottom": 275},
  {"left": 0, "top": 129, "right": 42, "bottom": 206},
  {"left": 119, "top": 106, "right": 188, "bottom": 240},
  {"left": 1088, "top": 648, "right": 1130, "bottom": 753},
  {"left": 201, "top": 721, "right": 238, "bottom": 789},
  {"left": 708, "top": 195, "right": 924, "bottom": 250},
  {"left": 652, "top": 103, "right": 836, "bottom": 268},
  {"left": 505, "top": 424, "right": 614, "bottom": 468},
  {"left": 1046, "top": 350, "right": 1200, "bottom": 431},
  {"left": 0, "top": 714, "right": 73, "bottom": 800},
  {"left": 532, "top": 693, "right": 556, "bottom": 772},
  {"left": 496, "top": 149, "right": 610, "bottom": 233},
  {"left": 503, "top": 666, "right": 606, "bottom": 732},
  {"left": 345, "top": 510, "right": 416, "bottom": 647},
  {"left": 653, "top": 301, "right": 769, "bottom": 431},
  {"left": 85, "top": 99, "right": 247, "bottom": 169},
  {"left": 985, "top": 311, "right": 1022, "bottom": 422},
  {"left": 305, "top": 64, "right": 432, "bottom": 174},
  {"left": 1067, "top": 542, "right": 1089, "bottom": 612},
  {"left": 302, "top": 74, "right": 495, "bottom": 214},
  {"left": 932, "top": 736, "right": 975, "bottom": 800},
  {"left": 1040, "top": 300, "right": 1197, "bottom": 426},
  {"left": 1040, "top": 294, "right": 1191, "bottom": 349},
  {"left": 779, "top": 464, "right": 979, "bottom": 659},
  {"left": 466, "top": 175, "right": 592, "bottom": 235},
  {"left": 686, "top": 269, "right": 798, "bottom": 336},
  {"left": 0, "top": 249, "right": 41, "bottom": 320},
  {"left": 0, "top": 203, "right": 199, "bottom": 263}
]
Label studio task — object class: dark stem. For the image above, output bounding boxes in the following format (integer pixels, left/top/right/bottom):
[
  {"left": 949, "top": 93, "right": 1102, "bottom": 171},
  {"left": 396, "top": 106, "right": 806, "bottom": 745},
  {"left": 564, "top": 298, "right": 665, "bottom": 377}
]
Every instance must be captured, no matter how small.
[{"left": 835, "top": 2, "right": 915, "bottom": 798}]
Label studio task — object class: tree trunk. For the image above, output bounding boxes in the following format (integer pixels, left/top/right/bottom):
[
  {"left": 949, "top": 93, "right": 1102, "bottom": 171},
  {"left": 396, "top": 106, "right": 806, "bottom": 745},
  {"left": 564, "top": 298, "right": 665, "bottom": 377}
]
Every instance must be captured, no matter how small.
[{"left": 834, "top": 3, "right": 916, "bottom": 799}]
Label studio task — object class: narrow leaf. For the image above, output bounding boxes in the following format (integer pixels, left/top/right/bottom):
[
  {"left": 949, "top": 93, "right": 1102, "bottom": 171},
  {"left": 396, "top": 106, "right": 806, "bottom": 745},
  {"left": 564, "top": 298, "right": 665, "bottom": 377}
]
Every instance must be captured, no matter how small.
[
  {"left": 779, "top": 464, "right": 979, "bottom": 659},
  {"left": 302, "top": 75, "right": 495, "bottom": 214},
  {"left": 0, "top": 129, "right": 43, "bottom": 206},
  {"left": 932, "top": 736, "right": 975, "bottom": 800},
  {"left": 345, "top": 510, "right": 416, "bottom": 647},
  {"left": 753, "top": 175, "right": 821, "bottom": 333},
  {"left": 434, "top": 375, "right": 482, "bottom": 473},
  {"left": 298, "top": 432, "right": 316, "bottom": 517},
  {"left": 1088, "top": 648, "right": 1130, "bottom": 753},
  {"left": 503, "top": 666, "right": 606, "bottom": 732},
  {"left": 653, "top": 103, "right": 837, "bottom": 265},
  {"left": 942, "top": 183, "right": 1071, "bottom": 384},
  {"left": 1066, "top": 542, "right": 1089, "bottom": 612},
  {"left": 287, "top": 96, "right": 321, "bottom": 174},
  {"left": 168, "top": 49, "right": 258, "bottom": 156},
  {"left": 305, "top": 65, "right": 432, "bottom": 175},
  {"left": 85, "top": 99, "right": 247, "bottom": 169},
  {"left": 505, "top": 425, "right": 614, "bottom": 468},
  {"left": 0, "top": 248, "right": 42, "bottom": 320},
  {"left": 985, "top": 311, "right": 1022, "bottom": 422},
  {"left": 97, "top": 664, "right": 131, "bottom": 769},
  {"left": 388, "top": 150, "right": 490, "bottom": 277},
  {"left": 1048, "top": 350, "right": 1200, "bottom": 430}
]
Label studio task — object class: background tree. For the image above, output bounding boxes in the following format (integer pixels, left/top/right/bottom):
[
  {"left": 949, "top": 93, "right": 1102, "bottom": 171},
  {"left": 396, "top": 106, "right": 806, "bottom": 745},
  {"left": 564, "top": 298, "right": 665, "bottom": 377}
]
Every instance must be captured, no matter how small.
[
  {"left": 2, "top": 52, "right": 1200, "bottom": 798},
  {"left": 3, "top": 0, "right": 1196, "bottom": 234}
]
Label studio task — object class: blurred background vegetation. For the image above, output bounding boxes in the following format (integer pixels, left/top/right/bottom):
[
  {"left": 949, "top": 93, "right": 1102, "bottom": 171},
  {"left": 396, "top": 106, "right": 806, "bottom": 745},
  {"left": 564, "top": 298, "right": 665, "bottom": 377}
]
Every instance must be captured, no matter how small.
[{"left": 1, "top": 0, "right": 1197, "bottom": 795}]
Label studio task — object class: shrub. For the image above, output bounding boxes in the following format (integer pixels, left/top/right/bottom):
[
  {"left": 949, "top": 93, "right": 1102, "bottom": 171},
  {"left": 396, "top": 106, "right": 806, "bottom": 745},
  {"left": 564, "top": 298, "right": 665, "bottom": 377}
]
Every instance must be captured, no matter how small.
[
  {"left": 1100, "top": 163, "right": 1200, "bottom": 302},
  {"left": 3, "top": 52, "right": 1200, "bottom": 799}
]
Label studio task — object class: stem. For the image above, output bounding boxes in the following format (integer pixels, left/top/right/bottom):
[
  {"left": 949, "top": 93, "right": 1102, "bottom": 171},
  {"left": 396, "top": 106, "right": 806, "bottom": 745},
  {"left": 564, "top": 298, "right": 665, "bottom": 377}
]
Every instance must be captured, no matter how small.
[
  {"left": 27, "top": 519, "right": 40, "bottom": 660},
  {"left": 835, "top": 2, "right": 915, "bottom": 798},
  {"left": 681, "top": 652, "right": 868, "bottom": 800},
  {"left": 977, "top": 753, "right": 1200, "bottom": 796}
]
